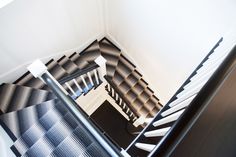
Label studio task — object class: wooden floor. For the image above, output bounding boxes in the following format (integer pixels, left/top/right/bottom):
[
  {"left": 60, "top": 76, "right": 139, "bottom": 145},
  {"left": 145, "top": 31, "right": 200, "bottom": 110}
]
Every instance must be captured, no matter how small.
[{"left": 91, "top": 100, "right": 142, "bottom": 148}]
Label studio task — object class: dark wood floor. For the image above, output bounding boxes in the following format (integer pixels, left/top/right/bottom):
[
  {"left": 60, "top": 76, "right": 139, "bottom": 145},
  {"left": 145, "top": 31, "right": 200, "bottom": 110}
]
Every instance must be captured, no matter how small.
[{"left": 91, "top": 100, "right": 142, "bottom": 148}]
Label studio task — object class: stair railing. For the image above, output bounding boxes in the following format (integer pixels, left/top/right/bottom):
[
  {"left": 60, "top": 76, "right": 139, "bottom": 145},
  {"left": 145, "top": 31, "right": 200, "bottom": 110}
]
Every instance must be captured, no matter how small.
[
  {"left": 27, "top": 56, "right": 130, "bottom": 157},
  {"left": 56, "top": 57, "right": 106, "bottom": 99},
  {"left": 126, "top": 38, "right": 224, "bottom": 156},
  {"left": 105, "top": 77, "right": 138, "bottom": 122},
  {"left": 148, "top": 44, "right": 236, "bottom": 157}
]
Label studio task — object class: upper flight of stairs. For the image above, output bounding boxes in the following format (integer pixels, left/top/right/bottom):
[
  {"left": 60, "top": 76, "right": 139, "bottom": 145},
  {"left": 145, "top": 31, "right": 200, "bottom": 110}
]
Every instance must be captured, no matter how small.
[
  {"left": 126, "top": 34, "right": 236, "bottom": 156},
  {"left": 0, "top": 38, "right": 162, "bottom": 120}
]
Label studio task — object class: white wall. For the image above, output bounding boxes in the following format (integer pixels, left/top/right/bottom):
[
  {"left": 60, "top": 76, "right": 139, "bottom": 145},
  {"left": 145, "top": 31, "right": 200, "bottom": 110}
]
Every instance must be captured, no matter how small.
[
  {"left": 0, "top": 126, "right": 15, "bottom": 157},
  {"left": 105, "top": 0, "right": 236, "bottom": 103},
  {"left": 0, "top": 0, "right": 105, "bottom": 83}
]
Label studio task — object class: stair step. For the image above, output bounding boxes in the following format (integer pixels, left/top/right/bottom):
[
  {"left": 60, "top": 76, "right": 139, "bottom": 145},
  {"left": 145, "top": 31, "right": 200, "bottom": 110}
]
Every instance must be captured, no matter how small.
[
  {"left": 208, "top": 38, "right": 235, "bottom": 60},
  {"left": 162, "top": 94, "right": 196, "bottom": 117},
  {"left": 192, "top": 58, "right": 222, "bottom": 81},
  {"left": 135, "top": 143, "right": 155, "bottom": 152},
  {"left": 126, "top": 90, "right": 137, "bottom": 103},
  {"left": 150, "top": 107, "right": 159, "bottom": 117},
  {"left": 184, "top": 68, "right": 215, "bottom": 90},
  {"left": 112, "top": 71, "right": 124, "bottom": 86},
  {"left": 144, "top": 98, "right": 158, "bottom": 112},
  {"left": 79, "top": 40, "right": 101, "bottom": 63},
  {"left": 15, "top": 113, "right": 74, "bottom": 155},
  {"left": 106, "top": 64, "right": 116, "bottom": 78},
  {"left": 0, "top": 99, "right": 59, "bottom": 139},
  {"left": 131, "top": 83, "right": 144, "bottom": 96},
  {"left": 57, "top": 55, "right": 79, "bottom": 74},
  {"left": 0, "top": 83, "right": 56, "bottom": 114},
  {"left": 48, "top": 60, "right": 69, "bottom": 78},
  {"left": 69, "top": 53, "right": 90, "bottom": 69},
  {"left": 139, "top": 107, "right": 150, "bottom": 118},
  {"left": 119, "top": 54, "right": 136, "bottom": 71},
  {"left": 153, "top": 109, "right": 185, "bottom": 127},
  {"left": 104, "top": 53, "right": 120, "bottom": 67},
  {"left": 15, "top": 73, "right": 44, "bottom": 89},
  {"left": 132, "top": 98, "right": 143, "bottom": 113},
  {"left": 144, "top": 127, "right": 171, "bottom": 137},
  {"left": 99, "top": 40, "right": 121, "bottom": 57},
  {"left": 116, "top": 60, "right": 133, "bottom": 78},
  {"left": 190, "top": 66, "right": 218, "bottom": 84},
  {"left": 169, "top": 84, "right": 200, "bottom": 107},
  {"left": 176, "top": 78, "right": 207, "bottom": 98},
  {"left": 11, "top": 101, "right": 69, "bottom": 154},
  {"left": 119, "top": 81, "right": 131, "bottom": 94},
  {"left": 14, "top": 71, "right": 44, "bottom": 89},
  {"left": 10, "top": 99, "right": 110, "bottom": 157},
  {"left": 205, "top": 48, "right": 229, "bottom": 68},
  {"left": 125, "top": 73, "right": 139, "bottom": 87},
  {"left": 139, "top": 91, "right": 151, "bottom": 104}
]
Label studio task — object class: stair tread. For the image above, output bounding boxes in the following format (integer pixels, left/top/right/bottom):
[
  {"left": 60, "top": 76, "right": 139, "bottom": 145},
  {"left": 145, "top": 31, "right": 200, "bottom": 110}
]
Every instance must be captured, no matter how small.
[
  {"left": 69, "top": 53, "right": 90, "bottom": 69},
  {"left": 57, "top": 55, "right": 79, "bottom": 74},
  {"left": 135, "top": 143, "right": 155, "bottom": 152},
  {"left": 0, "top": 99, "right": 59, "bottom": 139},
  {"left": 79, "top": 40, "right": 101, "bottom": 63},
  {"left": 9, "top": 98, "right": 110, "bottom": 157},
  {"left": 153, "top": 109, "right": 185, "bottom": 127},
  {"left": 0, "top": 83, "right": 56, "bottom": 114},
  {"left": 144, "top": 127, "right": 171, "bottom": 137}
]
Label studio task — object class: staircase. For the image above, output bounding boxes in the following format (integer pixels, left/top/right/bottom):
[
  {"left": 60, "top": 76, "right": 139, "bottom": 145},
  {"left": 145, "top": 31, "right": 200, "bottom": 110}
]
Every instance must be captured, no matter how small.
[
  {"left": 0, "top": 37, "right": 162, "bottom": 157},
  {"left": 126, "top": 34, "right": 236, "bottom": 156},
  {"left": 0, "top": 35, "right": 235, "bottom": 157}
]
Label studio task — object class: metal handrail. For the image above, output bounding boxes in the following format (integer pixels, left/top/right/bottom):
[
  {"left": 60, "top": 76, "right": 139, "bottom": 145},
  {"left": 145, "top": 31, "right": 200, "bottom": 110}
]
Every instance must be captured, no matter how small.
[
  {"left": 41, "top": 71, "right": 122, "bottom": 157},
  {"left": 148, "top": 44, "right": 236, "bottom": 157}
]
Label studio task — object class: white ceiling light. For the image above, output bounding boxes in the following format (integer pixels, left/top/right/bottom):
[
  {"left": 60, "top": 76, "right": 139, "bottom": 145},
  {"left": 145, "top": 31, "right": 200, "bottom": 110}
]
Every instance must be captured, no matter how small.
[{"left": 0, "top": 0, "right": 14, "bottom": 9}]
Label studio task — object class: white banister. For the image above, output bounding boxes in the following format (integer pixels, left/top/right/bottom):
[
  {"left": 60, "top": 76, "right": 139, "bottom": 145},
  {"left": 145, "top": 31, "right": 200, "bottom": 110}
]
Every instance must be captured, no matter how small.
[
  {"left": 95, "top": 56, "right": 107, "bottom": 81},
  {"left": 87, "top": 72, "right": 94, "bottom": 86},
  {"left": 80, "top": 75, "right": 89, "bottom": 90}
]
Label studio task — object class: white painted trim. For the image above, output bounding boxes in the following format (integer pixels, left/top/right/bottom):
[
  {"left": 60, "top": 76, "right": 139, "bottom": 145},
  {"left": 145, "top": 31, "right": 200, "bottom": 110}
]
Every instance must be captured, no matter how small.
[
  {"left": 153, "top": 109, "right": 185, "bottom": 127},
  {"left": 135, "top": 143, "right": 155, "bottom": 152},
  {"left": 144, "top": 127, "right": 171, "bottom": 137}
]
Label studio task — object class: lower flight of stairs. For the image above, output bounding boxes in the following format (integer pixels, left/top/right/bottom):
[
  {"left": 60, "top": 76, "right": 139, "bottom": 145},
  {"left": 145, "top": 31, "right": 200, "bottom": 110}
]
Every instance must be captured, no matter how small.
[{"left": 2, "top": 99, "right": 111, "bottom": 157}]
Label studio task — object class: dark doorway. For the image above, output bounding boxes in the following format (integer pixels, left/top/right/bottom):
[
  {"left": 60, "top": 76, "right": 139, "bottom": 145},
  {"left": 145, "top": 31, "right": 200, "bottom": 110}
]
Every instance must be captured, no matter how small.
[{"left": 91, "top": 100, "right": 142, "bottom": 148}]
